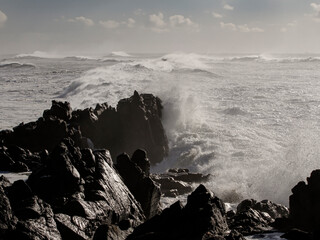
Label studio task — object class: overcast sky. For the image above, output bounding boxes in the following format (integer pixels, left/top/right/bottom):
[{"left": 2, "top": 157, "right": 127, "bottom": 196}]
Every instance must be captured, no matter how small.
[{"left": 1, "top": 0, "right": 320, "bottom": 55}]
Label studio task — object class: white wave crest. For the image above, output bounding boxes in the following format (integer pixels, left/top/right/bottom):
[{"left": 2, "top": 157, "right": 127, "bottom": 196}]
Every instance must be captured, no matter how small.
[{"left": 16, "top": 51, "right": 64, "bottom": 59}]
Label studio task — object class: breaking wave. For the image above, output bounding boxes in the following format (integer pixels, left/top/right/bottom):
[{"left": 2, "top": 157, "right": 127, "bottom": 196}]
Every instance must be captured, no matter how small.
[{"left": 0, "top": 62, "right": 36, "bottom": 68}]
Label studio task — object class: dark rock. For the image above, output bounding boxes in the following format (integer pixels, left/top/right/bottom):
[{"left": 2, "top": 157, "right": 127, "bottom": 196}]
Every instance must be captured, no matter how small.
[
  {"left": 131, "top": 149, "right": 150, "bottom": 176},
  {"left": 0, "top": 185, "right": 15, "bottom": 236},
  {"left": 281, "top": 228, "right": 312, "bottom": 240},
  {"left": 225, "top": 230, "right": 246, "bottom": 240},
  {"left": 237, "top": 199, "right": 289, "bottom": 219},
  {"left": 228, "top": 208, "right": 272, "bottom": 236},
  {"left": 128, "top": 184, "right": 229, "bottom": 240},
  {"left": 93, "top": 224, "right": 128, "bottom": 240},
  {"left": 289, "top": 169, "right": 320, "bottom": 232},
  {"left": 26, "top": 138, "right": 144, "bottom": 239},
  {"left": 151, "top": 168, "right": 210, "bottom": 198},
  {"left": 151, "top": 175, "right": 193, "bottom": 197},
  {"left": 115, "top": 153, "right": 161, "bottom": 219},
  {"left": 43, "top": 100, "right": 72, "bottom": 121}
]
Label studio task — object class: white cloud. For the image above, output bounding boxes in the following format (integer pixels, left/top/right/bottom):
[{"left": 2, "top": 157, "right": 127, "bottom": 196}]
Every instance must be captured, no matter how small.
[
  {"left": 99, "top": 20, "right": 120, "bottom": 29},
  {"left": 134, "top": 9, "right": 145, "bottom": 16},
  {"left": 238, "top": 24, "right": 264, "bottom": 33},
  {"left": 311, "top": 3, "right": 320, "bottom": 21},
  {"left": 220, "top": 22, "right": 236, "bottom": 31},
  {"left": 212, "top": 12, "right": 223, "bottom": 19},
  {"left": 149, "top": 12, "right": 166, "bottom": 28},
  {"left": 223, "top": 4, "right": 234, "bottom": 11},
  {"left": 0, "top": 9, "right": 8, "bottom": 27},
  {"left": 149, "top": 12, "right": 167, "bottom": 32},
  {"left": 220, "top": 22, "right": 264, "bottom": 33},
  {"left": 280, "top": 27, "right": 287, "bottom": 33},
  {"left": 68, "top": 16, "right": 94, "bottom": 27},
  {"left": 169, "top": 15, "right": 198, "bottom": 28},
  {"left": 127, "top": 18, "right": 135, "bottom": 28}
]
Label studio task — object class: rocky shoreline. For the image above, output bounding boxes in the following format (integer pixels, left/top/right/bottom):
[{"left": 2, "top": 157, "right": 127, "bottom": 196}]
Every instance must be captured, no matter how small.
[{"left": 0, "top": 92, "right": 318, "bottom": 239}]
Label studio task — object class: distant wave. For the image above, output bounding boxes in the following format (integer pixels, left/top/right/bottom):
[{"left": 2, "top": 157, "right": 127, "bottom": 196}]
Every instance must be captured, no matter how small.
[
  {"left": 0, "top": 62, "right": 36, "bottom": 69},
  {"left": 226, "top": 54, "right": 320, "bottom": 63},
  {"left": 64, "top": 56, "right": 99, "bottom": 61},
  {"left": 108, "top": 51, "right": 132, "bottom": 57},
  {"left": 15, "top": 51, "right": 63, "bottom": 59}
]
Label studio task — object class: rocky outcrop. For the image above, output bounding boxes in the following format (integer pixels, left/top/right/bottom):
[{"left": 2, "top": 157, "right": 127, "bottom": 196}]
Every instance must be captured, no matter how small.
[
  {"left": 127, "top": 184, "right": 231, "bottom": 240},
  {"left": 72, "top": 91, "right": 168, "bottom": 165},
  {"left": 0, "top": 92, "right": 168, "bottom": 170},
  {"left": 286, "top": 169, "right": 320, "bottom": 232},
  {"left": 227, "top": 199, "right": 289, "bottom": 236},
  {"left": 115, "top": 150, "right": 161, "bottom": 219},
  {"left": 151, "top": 168, "right": 210, "bottom": 197}
]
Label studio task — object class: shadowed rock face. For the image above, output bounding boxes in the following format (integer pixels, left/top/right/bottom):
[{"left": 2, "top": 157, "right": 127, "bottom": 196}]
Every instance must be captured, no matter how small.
[
  {"left": 127, "top": 184, "right": 229, "bottom": 240},
  {"left": 0, "top": 91, "right": 168, "bottom": 167},
  {"left": 289, "top": 169, "right": 320, "bottom": 232},
  {"left": 115, "top": 150, "right": 161, "bottom": 219}
]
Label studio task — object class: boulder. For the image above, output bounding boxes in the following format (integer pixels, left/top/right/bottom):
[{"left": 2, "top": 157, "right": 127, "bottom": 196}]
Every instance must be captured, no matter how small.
[
  {"left": 289, "top": 169, "right": 320, "bottom": 232},
  {"left": 127, "top": 184, "right": 230, "bottom": 240},
  {"left": 0, "top": 185, "right": 15, "bottom": 236},
  {"left": 115, "top": 152, "right": 161, "bottom": 219}
]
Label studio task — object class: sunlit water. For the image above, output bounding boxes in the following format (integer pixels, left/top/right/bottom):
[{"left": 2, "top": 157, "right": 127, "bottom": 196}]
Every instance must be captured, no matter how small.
[{"left": 1, "top": 52, "right": 320, "bottom": 207}]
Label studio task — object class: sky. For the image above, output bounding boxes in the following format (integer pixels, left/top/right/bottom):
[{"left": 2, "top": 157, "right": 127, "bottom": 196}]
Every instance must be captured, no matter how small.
[{"left": 0, "top": 0, "right": 320, "bottom": 54}]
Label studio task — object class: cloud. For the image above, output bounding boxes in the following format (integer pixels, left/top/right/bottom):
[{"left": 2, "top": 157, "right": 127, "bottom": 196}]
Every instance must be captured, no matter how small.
[
  {"left": 220, "top": 22, "right": 264, "bottom": 32},
  {"left": 0, "top": 9, "right": 8, "bottom": 27},
  {"left": 220, "top": 22, "right": 236, "bottom": 31},
  {"left": 149, "top": 12, "right": 167, "bottom": 32},
  {"left": 223, "top": 4, "right": 234, "bottom": 11},
  {"left": 238, "top": 24, "right": 264, "bottom": 33},
  {"left": 169, "top": 15, "right": 198, "bottom": 28},
  {"left": 127, "top": 18, "right": 135, "bottom": 28},
  {"left": 212, "top": 12, "right": 223, "bottom": 19},
  {"left": 68, "top": 16, "right": 94, "bottom": 27},
  {"left": 99, "top": 20, "right": 120, "bottom": 29},
  {"left": 311, "top": 3, "right": 320, "bottom": 21}
]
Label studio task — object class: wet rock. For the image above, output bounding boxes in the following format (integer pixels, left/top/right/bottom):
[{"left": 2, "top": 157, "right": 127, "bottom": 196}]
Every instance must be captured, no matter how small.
[
  {"left": 0, "top": 185, "right": 15, "bottom": 236},
  {"left": 151, "top": 168, "right": 210, "bottom": 197},
  {"left": 128, "top": 184, "right": 229, "bottom": 240},
  {"left": 43, "top": 100, "right": 72, "bottom": 121},
  {"left": 115, "top": 152, "right": 161, "bottom": 219},
  {"left": 289, "top": 169, "right": 320, "bottom": 232}
]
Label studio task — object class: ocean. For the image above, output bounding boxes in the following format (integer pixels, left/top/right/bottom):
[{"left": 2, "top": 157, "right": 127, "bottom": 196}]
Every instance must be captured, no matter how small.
[{"left": 1, "top": 51, "right": 320, "bottom": 209}]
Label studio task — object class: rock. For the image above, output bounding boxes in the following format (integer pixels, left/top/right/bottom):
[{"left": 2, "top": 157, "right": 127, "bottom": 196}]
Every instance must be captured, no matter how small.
[
  {"left": 43, "top": 100, "right": 72, "bottom": 121},
  {"left": 151, "top": 175, "right": 193, "bottom": 197},
  {"left": 26, "top": 138, "right": 144, "bottom": 239},
  {"left": 228, "top": 208, "right": 272, "bottom": 236},
  {"left": 128, "top": 184, "right": 229, "bottom": 240},
  {"left": 0, "top": 185, "right": 15, "bottom": 236},
  {"left": 0, "top": 92, "right": 169, "bottom": 166},
  {"left": 84, "top": 91, "right": 168, "bottom": 165},
  {"left": 281, "top": 228, "right": 312, "bottom": 240},
  {"left": 289, "top": 169, "right": 320, "bottom": 232},
  {"left": 237, "top": 199, "right": 289, "bottom": 220},
  {"left": 227, "top": 198, "right": 289, "bottom": 236},
  {"left": 151, "top": 168, "right": 210, "bottom": 198},
  {"left": 115, "top": 153, "right": 161, "bottom": 219},
  {"left": 93, "top": 224, "right": 128, "bottom": 240},
  {"left": 131, "top": 149, "right": 150, "bottom": 176}
]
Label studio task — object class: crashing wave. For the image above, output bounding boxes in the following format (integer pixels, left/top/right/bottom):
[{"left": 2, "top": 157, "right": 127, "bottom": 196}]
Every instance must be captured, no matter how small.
[
  {"left": 15, "top": 51, "right": 63, "bottom": 59},
  {"left": 0, "top": 62, "right": 36, "bottom": 68},
  {"left": 108, "top": 51, "right": 132, "bottom": 57}
]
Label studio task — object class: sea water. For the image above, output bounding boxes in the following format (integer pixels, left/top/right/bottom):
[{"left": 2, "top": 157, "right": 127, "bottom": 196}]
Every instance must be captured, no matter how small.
[{"left": 1, "top": 51, "right": 320, "bottom": 208}]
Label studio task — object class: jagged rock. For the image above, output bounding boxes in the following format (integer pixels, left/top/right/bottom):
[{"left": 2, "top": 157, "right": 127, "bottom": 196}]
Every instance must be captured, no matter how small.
[
  {"left": 151, "top": 168, "right": 210, "bottom": 197},
  {"left": 151, "top": 175, "right": 193, "bottom": 197},
  {"left": 289, "top": 169, "right": 320, "bottom": 232},
  {"left": 227, "top": 199, "right": 289, "bottom": 236},
  {"left": 43, "top": 100, "right": 72, "bottom": 121},
  {"left": 281, "top": 228, "right": 312, "bottom": 240},
  {"left": 127, "top": 184, "right": 229, "bottom": 240},
  {"left": 131, "top": 149, "right": 150, "bottom": 176},
  {"left": 25, "top": 138, "right": 144, "bottom": 239},
  {"left": 228, "top": 208, "right": 272, "bottom": 236},
  {"left": 0, "top": 92, "right": 168, "bottom": 166},
  {"left": 237, "top": 199, "right": 289, "bottom": 220},
  {"left": 0, "top": 185, "right": 15, "bottom": 236},
  {"left": 93, "top": 224, "right": 128, "bottom": 240},
  {"left": 115, "top": 153, "right": 161, "bottom": 219}
]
